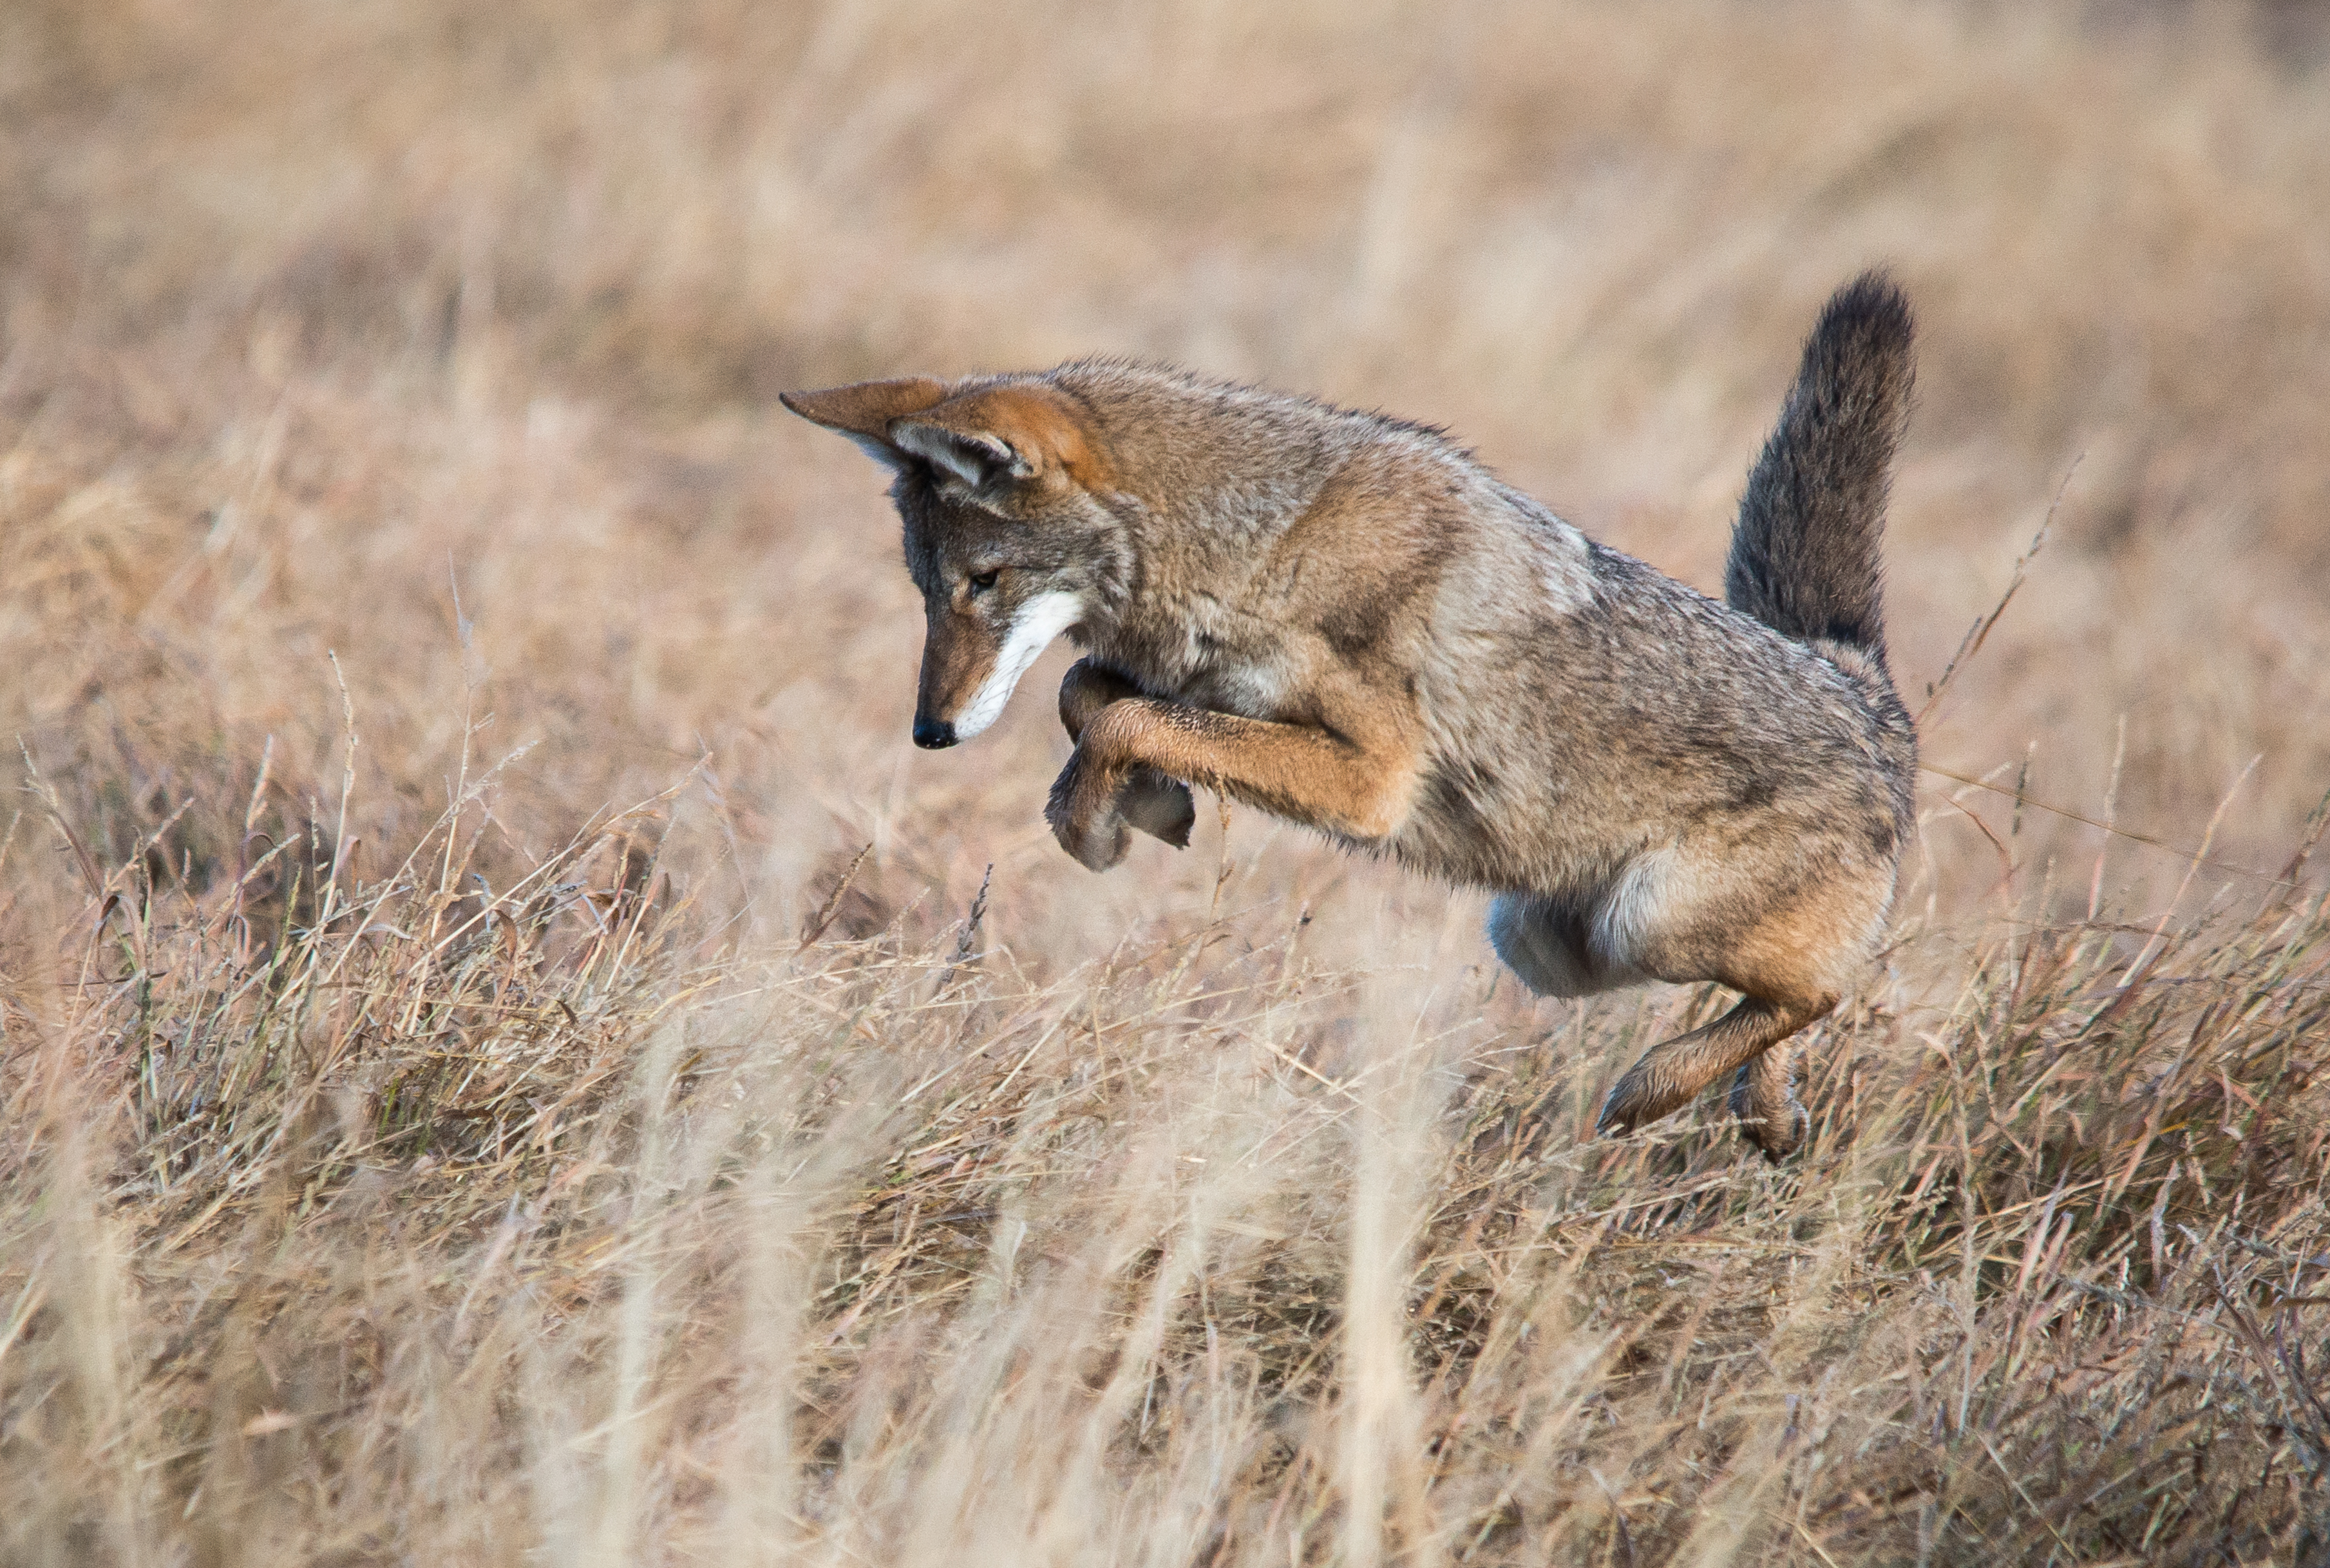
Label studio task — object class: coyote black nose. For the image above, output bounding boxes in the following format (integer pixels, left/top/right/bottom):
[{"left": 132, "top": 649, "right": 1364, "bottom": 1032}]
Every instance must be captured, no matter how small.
[{"left": 913, "top": 717, "right": 957, "bottom": 750}]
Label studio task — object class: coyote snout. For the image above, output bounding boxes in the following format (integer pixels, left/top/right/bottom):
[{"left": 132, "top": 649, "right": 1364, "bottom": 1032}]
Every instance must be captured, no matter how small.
[
  {"left": 784, "top": 274, "right": 1919, "bottom": 1160},
  {"left": 911, "top": 581, "right": 1085, "bottom": 750}
]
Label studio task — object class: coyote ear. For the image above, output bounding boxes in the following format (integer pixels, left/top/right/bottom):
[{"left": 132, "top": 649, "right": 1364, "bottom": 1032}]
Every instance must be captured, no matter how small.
[
  {"left": 779, "top": 377, "right": 950, "bottom": 468},
  {"left": 891, "top": 384, "right": 1104, "bottom": 489},
  {"left": 889, "top": 420, "right": 1028, "bottom": 488}
]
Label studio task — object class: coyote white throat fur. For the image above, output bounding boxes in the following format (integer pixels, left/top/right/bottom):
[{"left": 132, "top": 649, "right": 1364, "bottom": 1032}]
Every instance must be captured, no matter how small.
[{"left": 783, "top": 273, "right": 1918, "bottom": 1158}]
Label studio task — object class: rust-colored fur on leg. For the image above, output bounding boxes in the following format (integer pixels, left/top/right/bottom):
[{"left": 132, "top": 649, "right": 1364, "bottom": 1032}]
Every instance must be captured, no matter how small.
[
  {"left": 1596, "top": 994, "right": 1833, "bottom": 1153},
  {"left": 1047, "top": 690, "right": 1414, "bottom": 871},
  {"left": 1593, "top": 872, "right": 1875, "bottom": 1156},
  {"left": 1057, "top": 660, "right": 1195, "bottom": 855}
]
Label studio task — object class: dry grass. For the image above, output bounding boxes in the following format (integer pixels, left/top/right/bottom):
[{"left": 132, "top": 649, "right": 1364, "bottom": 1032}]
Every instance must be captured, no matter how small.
[{"left": 4, "top": 1, "right": 2330, "bottom": 1562}]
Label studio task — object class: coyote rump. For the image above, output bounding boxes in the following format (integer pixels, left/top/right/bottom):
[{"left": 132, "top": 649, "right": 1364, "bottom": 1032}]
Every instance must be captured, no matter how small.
[{"left": 783, "top": 274, "right": 1917, "bottom": 1157}]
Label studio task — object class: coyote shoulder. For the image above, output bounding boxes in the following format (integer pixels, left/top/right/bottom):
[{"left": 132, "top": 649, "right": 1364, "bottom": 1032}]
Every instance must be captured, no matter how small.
[{"left": 784, "top": 273, "right": 1918, "bottom": 1157}]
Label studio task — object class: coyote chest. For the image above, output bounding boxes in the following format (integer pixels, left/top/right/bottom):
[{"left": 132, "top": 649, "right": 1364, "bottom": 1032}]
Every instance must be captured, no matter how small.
[{"left": 1087, "top": 591, "right": 1296, "bottom": 723}]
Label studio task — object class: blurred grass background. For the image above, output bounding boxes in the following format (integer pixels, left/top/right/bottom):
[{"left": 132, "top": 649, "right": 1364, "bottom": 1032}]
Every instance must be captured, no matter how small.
[{"left": 2, "top": 1, "right": 2328, "bottom": 1562}]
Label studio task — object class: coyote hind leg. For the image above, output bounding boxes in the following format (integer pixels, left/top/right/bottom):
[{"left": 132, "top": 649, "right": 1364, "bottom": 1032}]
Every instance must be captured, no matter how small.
[
  {"left": 1727, "top": 1039, "right": 1810, "bottom": 1160},
  {"left": 1596, "top": 994, "right": 1831, "bottom": 1146},
  {"left": 1488, "top": 893, "right": 1641, "bottom": 999}
]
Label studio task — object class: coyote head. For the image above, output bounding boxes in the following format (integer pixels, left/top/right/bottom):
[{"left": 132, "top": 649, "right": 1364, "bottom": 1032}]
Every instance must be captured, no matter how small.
[{"left": 782, "top": 376, "right": 1130, "bottom": 748}]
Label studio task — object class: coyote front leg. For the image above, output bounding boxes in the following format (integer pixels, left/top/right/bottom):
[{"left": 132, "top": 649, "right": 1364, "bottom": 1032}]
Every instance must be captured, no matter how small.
[
  {"left": 1048, "top": 681, "right": 1414, "bottom": 871},
  {"left": 1057, "top": 659, "right": 1197, "bottom": 853}
]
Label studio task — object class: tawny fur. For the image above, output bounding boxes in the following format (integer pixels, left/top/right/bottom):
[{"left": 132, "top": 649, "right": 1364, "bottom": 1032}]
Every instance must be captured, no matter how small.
[{"left": 782, "top": 273, "right": 1918, "bottom": 1158}]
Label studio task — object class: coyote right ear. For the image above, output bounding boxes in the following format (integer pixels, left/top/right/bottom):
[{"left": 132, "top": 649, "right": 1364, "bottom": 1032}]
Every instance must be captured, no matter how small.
[{"left": 780, "top": 378, "right": 949, "bottom": 468}]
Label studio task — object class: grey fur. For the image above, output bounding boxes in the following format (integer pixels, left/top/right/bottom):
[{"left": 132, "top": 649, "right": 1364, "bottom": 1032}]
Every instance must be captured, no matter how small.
[
  {"left": 1727, "top": 273, "right": 1913, "bottom": 662},
  {"left": 783, "top": 272, "right": 1921, "bottom": 1158}
]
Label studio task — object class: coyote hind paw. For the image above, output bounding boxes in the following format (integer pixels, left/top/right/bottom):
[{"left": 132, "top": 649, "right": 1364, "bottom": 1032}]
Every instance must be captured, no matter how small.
[
  {"left": 1739, "top": 1099, "right": 1809, "bottom": 1162},
  {"left": 1728, "top": 1061, "right": 1809, "bottom": 1162},
  {"left": 1595, "top": 1068, "right": 1671, "bottom": 1139}
]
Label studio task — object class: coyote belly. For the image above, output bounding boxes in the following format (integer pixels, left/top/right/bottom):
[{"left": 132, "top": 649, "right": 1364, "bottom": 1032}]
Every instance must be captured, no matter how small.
[{"left": 782, "top": 273, "right": 1918, "bottom": 1158}]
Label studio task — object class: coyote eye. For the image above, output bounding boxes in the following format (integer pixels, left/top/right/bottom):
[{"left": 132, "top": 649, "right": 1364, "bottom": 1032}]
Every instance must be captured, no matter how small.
[{"left": 969, "top": 569, "right": 1000, "bottom": 592}]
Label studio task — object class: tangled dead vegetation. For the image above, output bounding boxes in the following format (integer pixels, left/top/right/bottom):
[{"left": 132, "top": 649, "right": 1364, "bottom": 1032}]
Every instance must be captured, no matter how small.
[{"left": 4, "top": 791, "right": 2328, "bottom": 1562}]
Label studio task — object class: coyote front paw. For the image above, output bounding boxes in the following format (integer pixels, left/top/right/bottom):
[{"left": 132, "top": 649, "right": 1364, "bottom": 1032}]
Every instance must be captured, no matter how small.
[
  {"left": 1117, "top": 768, "right": 1195, "bottom": 848},
  {"left": 1047, "top": 734, "right": 1194, "bottom": 869},
  {"left": 1047, "top": 755, "right": 1132, "bottom": 872}
]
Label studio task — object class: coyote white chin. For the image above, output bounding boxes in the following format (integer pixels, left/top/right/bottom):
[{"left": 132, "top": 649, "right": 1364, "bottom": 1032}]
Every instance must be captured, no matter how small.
[{"left": 784, "top": 273, "right": 1918, "bottom": 1159}]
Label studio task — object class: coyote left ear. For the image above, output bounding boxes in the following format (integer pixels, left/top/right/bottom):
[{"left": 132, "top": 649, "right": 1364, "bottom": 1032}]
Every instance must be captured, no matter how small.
[
  {"left": 780, "top": 377, "right": 950, "bottom": 468},
  {"left": 894, "top": 384, "right": 1106, "bottom": 490},
  {"left": 889, "top": 420, "right": 1028, "bottom": 488}
]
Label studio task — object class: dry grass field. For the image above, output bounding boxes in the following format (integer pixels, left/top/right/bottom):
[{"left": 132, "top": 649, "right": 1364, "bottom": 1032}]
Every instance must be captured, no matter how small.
[{"left": 4, "top": 1, "right": 2330, "bottom": 1562}]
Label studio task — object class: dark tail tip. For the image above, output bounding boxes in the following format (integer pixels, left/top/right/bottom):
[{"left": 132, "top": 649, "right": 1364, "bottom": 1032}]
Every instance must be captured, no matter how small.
[{"left": 1725, "top": 270, "right": 1915, "bottom": 664}]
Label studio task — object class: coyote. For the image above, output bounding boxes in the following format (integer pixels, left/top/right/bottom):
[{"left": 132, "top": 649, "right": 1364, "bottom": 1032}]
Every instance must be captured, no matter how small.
[{"left": 782, "top": 274, "right": 1917, "bottom": 1157}]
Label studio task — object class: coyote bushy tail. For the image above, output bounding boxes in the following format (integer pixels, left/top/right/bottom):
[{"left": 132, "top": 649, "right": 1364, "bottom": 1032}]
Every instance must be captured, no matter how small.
[{"left": 1725, "top": 271, "right": 1915, "bottom": 675}]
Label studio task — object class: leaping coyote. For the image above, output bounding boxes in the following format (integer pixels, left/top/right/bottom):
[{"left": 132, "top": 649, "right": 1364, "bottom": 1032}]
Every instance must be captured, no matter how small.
[{"left": 784, "top": 273, "right": 1917, "bottom": 1157}]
